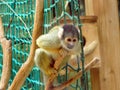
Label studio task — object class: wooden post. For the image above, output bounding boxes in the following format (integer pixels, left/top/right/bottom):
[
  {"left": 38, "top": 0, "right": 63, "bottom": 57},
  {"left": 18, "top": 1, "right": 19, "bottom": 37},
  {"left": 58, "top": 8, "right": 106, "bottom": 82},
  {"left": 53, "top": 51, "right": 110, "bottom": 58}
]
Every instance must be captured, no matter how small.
[
  {"left": 81, "top": 16, "right": 101, "bottom": 90},
  {"left": 85, "top": 0, "right": 120, "bottom": 90},
  {"left": 81, "top": 16, "right": 100, "bottom": 68}
]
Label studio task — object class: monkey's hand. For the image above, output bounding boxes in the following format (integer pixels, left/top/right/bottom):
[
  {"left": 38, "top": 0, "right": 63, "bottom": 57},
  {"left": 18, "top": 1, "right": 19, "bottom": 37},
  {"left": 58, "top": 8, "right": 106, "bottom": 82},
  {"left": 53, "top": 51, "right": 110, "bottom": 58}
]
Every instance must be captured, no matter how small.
[
  {"left": 54, "top": 48, "right": 68, "bottom": 70},
  {"left": 59, "top": 48, "right": 68, "bottom": 57}
]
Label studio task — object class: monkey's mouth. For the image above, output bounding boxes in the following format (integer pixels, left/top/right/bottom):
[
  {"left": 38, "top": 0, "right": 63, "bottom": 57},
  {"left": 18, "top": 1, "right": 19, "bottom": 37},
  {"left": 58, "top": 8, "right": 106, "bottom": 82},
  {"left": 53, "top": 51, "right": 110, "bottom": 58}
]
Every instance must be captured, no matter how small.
[{"left": 67, "top": 45, "right": 74, "bottom": 49}]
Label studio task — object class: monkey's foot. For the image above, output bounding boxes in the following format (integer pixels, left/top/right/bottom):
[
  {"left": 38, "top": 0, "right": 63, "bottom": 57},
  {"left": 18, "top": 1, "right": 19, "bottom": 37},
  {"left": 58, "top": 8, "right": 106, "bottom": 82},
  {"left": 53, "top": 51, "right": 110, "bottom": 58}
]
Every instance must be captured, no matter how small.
[{"left": 48, "top": 71, "right": 58, "bottom": 82}]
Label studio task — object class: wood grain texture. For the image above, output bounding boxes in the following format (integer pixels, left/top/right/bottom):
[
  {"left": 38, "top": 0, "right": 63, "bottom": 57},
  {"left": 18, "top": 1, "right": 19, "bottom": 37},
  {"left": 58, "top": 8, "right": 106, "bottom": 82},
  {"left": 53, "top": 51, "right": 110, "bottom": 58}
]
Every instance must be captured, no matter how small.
[
  {"left": 85, "top": 1, "right": 101, "bottom": 90},
  {"left": 82, "top": 21, "right": 100, "bottom": 67},
  {"left": 85, "top": 0, "right": 120, "bottom": 90}
]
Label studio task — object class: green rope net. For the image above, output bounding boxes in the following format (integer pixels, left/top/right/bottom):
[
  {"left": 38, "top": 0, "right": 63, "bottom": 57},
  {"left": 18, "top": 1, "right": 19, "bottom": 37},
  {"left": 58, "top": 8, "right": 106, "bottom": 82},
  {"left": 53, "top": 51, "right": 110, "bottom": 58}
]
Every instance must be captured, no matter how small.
[
  {"left": 43, "top": 0, "right": 89, "bottom": 90},
  {"left": 0, "top": 0, "right": 91, "bottom": 90},
  {"left": 0, "top": 0, "right": 42, "bottom": 90}
]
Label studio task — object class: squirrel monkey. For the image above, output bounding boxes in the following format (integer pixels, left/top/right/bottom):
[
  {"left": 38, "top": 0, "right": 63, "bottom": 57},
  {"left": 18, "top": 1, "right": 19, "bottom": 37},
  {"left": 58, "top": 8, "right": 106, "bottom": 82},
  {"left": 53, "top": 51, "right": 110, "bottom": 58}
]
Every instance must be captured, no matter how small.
[
  {"left": 34, "top": 24, "right": 98, "bottom": 85},
  {"left": 34, "top": 24, "right": 83, "bottom": 83}
]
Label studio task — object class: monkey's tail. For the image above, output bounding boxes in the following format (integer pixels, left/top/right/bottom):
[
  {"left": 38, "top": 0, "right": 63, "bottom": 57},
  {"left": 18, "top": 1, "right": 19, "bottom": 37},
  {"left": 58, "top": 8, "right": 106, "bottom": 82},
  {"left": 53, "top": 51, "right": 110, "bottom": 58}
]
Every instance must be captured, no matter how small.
[{"left": 84, "top": 40, "right": 98, "bottom": 56}]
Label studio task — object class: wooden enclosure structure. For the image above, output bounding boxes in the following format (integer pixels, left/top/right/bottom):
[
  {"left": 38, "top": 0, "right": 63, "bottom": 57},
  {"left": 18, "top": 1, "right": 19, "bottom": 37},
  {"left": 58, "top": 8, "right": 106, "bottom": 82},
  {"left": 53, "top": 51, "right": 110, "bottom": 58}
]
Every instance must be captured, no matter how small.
[{"left": 85, "top": 0, "right": 120, "bottom": 90}]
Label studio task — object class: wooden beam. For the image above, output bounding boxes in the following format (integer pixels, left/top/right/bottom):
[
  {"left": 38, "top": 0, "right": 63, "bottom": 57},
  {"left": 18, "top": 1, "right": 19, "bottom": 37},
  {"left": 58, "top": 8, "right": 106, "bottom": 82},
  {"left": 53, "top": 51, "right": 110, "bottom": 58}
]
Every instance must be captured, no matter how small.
[
  {"left": 85, "top": 0, "right": 101, "bottom": 90},
  {"left": 81, "top": 19, "right": 101, "bottom": 68},
  {"left": 59, "top": 16, "right": 98, "bottom": 24},
  {"left": 85, "top": 0, "right": 120, "bottom": 90}
]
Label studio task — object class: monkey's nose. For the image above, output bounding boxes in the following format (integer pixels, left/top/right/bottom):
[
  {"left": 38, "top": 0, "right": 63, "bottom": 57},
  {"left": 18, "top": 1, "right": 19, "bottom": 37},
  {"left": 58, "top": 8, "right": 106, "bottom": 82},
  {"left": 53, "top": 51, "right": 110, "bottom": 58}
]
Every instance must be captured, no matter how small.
[{"left": 68, "top": 44, "right": 74, "bottom": 49}]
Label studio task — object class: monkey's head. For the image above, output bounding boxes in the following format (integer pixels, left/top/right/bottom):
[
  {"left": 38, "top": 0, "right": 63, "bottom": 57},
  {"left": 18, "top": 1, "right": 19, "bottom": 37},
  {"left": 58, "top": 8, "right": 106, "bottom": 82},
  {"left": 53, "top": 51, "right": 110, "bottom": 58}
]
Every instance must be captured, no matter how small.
[{"left": 58, "top": 24, "right": 80, "bottom": 51}]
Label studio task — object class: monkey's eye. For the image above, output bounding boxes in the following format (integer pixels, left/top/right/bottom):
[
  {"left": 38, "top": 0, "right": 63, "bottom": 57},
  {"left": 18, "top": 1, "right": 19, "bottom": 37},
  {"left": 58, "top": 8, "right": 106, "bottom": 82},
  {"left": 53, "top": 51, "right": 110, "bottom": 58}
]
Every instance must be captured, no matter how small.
[
  {"left": 67, "top": 38, "right": 72, "bottom": 42},
  {"left": 73, "top": 38, "right": 77, "bottom": 42},
  {"left": 65, "top": 38, "right": 72, "bottom": 42}
]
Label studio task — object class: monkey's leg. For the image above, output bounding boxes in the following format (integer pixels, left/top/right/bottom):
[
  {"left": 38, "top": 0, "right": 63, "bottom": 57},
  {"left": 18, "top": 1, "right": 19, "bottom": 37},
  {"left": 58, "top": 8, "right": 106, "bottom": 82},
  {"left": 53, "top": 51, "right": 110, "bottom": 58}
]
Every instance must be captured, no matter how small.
[{"left": 34, "top": 48, "right": 57, "bottom": 75}]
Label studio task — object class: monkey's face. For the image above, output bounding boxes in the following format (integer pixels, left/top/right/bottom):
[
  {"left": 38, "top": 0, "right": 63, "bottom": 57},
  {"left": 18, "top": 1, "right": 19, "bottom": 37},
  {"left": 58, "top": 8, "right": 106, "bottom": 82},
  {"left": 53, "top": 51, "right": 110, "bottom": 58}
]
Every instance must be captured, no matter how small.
[
  {"left": 61, "top": 36, "right": 79, "bottom": 51},
  {"left": 58, "top": 24, "right": 80, "bottom": 51}
]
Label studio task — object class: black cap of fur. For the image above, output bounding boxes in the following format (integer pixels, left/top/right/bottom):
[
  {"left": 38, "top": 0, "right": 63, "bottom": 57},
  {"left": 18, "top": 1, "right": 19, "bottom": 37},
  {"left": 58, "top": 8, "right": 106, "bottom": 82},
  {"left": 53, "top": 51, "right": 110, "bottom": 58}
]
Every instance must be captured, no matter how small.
[{"left": 62, "top": 24, "right": 79, "bottom": 39}]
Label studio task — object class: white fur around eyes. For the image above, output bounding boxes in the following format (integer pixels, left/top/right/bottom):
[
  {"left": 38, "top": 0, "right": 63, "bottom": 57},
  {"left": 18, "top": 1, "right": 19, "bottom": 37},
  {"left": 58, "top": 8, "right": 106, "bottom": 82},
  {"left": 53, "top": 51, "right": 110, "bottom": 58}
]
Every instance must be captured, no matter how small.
[{"left": 58, "top": 27, "right": 64, "bottom": 39}]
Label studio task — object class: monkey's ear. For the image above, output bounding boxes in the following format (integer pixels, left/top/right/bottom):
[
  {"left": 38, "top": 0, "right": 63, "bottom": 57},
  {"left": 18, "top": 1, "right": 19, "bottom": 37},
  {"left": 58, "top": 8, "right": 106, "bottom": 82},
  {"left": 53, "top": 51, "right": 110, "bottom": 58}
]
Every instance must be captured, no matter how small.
[
  {"left": 58, "top": 27, "right": 64, "bottom": 39},
  {"left": 77, "top": 28, "right": 81, "bottom": 39},
  {"left": 77, "top": 28, "right": 80, "bottom": 34},
  {"left": 82, "top": 36, "right": 86, "bottom": 47}
]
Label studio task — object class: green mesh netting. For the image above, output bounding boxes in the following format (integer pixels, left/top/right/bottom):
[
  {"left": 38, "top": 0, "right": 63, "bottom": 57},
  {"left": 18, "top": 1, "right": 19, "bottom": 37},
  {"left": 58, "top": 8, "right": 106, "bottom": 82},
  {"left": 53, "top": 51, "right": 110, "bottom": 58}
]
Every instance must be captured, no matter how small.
[
  {"left": 0, "top": 0, "right": 91, "bottom": 90},
  {"left": 0, "top": 0, "right": 43, "bottom": 90},
  {"left": 43, "top": 0, "right": 89, "bottom": 90}
]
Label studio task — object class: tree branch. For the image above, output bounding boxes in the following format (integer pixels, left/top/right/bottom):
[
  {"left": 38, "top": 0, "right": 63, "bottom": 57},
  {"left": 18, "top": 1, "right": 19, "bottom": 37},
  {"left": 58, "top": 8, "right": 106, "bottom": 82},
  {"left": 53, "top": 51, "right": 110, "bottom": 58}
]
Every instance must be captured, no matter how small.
[
  {"left": 8, "top": 0, "right": 44, "bottom": 89},
  {"left": 46, "top": 57, "right": 100, "bottom": 90},
  {"left": 0, "top": 18, "right": 12, "bottom": 90}
]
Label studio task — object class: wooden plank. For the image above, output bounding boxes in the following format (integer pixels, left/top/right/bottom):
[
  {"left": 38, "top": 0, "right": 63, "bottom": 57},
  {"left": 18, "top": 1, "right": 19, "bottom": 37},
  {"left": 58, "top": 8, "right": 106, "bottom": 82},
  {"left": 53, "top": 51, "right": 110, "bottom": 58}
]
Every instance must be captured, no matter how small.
[
  {"left": 85, "top": 1, "right": 101, "bottom": 90},
  {"left": 82, "top": 17, "right": 101, "bottom": 90},
  {"left": 85, "top": 0, "right": 94, "bottom": 15},
  {"left": 86, "top": 0, "right": 120, "bottom": 90},
  {"left": 90, "top": 68, "right": 100, "bottom": 90},
  {"left": 119, "top": 16, "right": 120, "bottom": 30},
  {"left": 59, "top": 16, "right": 98, "bottom": 23},
  {"left": 81, "top": 21, "right": 100, "bottom": 68}
]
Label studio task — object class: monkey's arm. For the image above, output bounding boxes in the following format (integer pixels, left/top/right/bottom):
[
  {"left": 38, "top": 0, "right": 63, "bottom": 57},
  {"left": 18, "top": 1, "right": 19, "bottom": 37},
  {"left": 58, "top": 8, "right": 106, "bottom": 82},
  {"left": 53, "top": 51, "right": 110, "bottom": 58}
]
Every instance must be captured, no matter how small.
[
  {"left": 36, "top": 33, "right": 61, "bottom": 51},
  {"left": 34, "top": 48, "right": 58, "bottom": 75},
  {"left": 36, "top": 26, "right": 62, "bottom": 51},
  {"left": 59, "top": 40, "right": 98, "bottom": 75}
]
